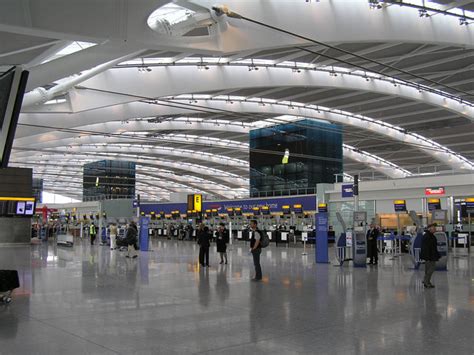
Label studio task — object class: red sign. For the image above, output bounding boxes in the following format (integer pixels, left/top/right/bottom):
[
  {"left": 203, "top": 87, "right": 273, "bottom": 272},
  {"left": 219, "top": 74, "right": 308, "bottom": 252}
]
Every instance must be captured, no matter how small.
[{"left": 425, "top": 187, "right": 445, "bottom": 196}]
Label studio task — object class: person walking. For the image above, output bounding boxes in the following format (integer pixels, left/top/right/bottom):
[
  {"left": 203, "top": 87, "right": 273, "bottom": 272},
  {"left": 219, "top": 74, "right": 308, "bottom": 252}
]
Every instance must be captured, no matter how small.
[
  {"left": 367, "top": 224, "right": 379, "bottom": 265},
  {"left": 89, "top": 222, "right": 97, "bottom": 246},
  {"left": 197, "top": 224, "right": 211, "bottom": 267},
  {"left": 249, "top": 220, "right": 262, "bottom": 281},
  {"left": 420, "top": 223, "right": 440, "bottom": 288},
  {"left": 216, "top": 223, "right": 229, "bottom": 264},
  {"left": 125, "top": 221, "right": 138, "bottom": 258},
  {"left": 109, "top": 223, "right": 118, "bottom": 250}
]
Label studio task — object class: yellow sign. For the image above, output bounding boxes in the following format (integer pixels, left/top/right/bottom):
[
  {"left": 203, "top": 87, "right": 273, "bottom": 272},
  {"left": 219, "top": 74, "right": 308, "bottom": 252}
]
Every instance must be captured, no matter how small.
[
  {"left": 466, "top": 198, "right": 474, "bottom": 202},
  {"left": 394, "top": 200, "right": 406, "bottom": 204},
  {"left": 282, "top": 205, "right": 290, "bottom": 209},
  {"left": 235, "top": 207, "right": 241, "bottom": 211},
  {"left": 0, "top": 197, "right": 35, "bottom": 201},
  {"left": 262, "top": 206, "right": 269, "bottom": 210},
  {"left": 293, "top": 204, "right": 302, "bottom": 208},
  {"left": 194, "top": 194, "right": 202, "bottom": 212},
  {"left": 252, "top": 207, "right": 260, "bottom": 211},
  {"left": 318, "top": 203, "right": 327, "bottom": 208},
  {"left": 428, "top": 198, "right": 440, "bottom": 203}
]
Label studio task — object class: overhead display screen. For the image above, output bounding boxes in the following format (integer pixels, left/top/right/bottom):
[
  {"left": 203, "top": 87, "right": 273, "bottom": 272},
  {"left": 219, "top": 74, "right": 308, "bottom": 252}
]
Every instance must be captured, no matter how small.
[{"left": 0, "top": 197, "right": 35, "bottom": 217}]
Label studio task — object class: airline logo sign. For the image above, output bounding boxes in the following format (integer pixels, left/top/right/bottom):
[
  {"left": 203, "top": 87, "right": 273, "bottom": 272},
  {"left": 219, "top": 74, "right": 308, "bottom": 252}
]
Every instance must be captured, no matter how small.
[
  {"left": 342, "top": 184, "right": 354, "bottom": 198},
  {"left": 425, "top": 187, "right": 445, "bottom": 196}
]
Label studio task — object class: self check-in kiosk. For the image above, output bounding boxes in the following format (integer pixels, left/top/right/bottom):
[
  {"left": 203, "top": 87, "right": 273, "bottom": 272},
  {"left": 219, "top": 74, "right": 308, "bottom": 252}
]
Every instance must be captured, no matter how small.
[
  {"left": 432, "top": 209, "right": 448, "bottom": 271},
  {"left": 352, "top": 211, "right": 367, "bottom": 267}
]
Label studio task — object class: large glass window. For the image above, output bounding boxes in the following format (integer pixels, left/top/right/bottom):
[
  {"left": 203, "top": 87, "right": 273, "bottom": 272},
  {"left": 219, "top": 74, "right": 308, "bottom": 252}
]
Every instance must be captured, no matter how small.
[{"left": 250, "top": 119, "right": 343, "bottom": 197}]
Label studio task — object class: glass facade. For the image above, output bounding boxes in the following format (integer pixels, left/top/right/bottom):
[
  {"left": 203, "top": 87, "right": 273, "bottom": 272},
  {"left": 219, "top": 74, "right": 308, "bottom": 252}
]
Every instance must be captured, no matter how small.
[
  {"left": 32, "top": 178, "right": 43, "bottom": 203},
  {"left": 83, "top": 160, "right": 136, "bottom": 201},
  {"left": 249, "top": 119, "right": 343, "bottom": 197}
]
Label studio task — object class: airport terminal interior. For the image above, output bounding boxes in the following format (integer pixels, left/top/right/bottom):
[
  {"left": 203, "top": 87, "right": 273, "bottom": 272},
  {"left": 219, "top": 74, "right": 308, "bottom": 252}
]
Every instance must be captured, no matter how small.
[{"left": 1, "top": 0, "right": 474, "bottom": 354}]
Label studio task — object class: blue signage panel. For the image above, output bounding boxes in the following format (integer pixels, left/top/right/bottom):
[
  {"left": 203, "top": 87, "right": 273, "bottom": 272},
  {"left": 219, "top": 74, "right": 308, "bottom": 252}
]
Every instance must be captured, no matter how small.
[
  {"left": 139, "top": 216, "right": 150, "bottom": 251},
  {"left": 342, "top": 184, "right": 354, "bottom": 198},
  {"left": 316, "top": 212, "right": 329, "bottom": 263}
]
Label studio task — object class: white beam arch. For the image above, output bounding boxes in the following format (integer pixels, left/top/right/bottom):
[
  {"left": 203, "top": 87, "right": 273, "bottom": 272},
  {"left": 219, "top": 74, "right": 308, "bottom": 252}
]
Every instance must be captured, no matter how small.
[
  {"left": 77, "top": 65, "right": 474, "bottom": 119},
  {"left": 15, "top": 96, "right": 474, "bottom": 171},
  {"left": 11, "top": 150, "right": 248, "bottom": 188},
  {"left": 342, "top": 144, "right": 412, "bottom": 179}
]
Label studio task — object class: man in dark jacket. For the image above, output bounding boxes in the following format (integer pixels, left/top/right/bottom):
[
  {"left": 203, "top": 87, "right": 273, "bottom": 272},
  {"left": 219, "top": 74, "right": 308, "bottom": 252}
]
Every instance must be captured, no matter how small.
[
  {"left": 420, "top": 223, "right": 440, "bottom": 288},
  {"left": 197, "top": 224, "right": 211, "bottom": 267},
  {"left": 216, "top": 223, "right": 229, "bottom": 264},
  {"left": 249, "top": 220, "right": 262, "bottom": 281},
  {"left": 366, "top": 224, "right": 379, "bottom": 265}
]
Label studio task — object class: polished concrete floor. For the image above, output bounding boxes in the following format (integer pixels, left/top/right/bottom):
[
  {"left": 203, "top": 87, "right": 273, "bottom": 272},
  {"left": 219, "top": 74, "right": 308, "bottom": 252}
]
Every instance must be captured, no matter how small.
[{"left": 0, "top": 238, "right": 473, "bottom": 354}]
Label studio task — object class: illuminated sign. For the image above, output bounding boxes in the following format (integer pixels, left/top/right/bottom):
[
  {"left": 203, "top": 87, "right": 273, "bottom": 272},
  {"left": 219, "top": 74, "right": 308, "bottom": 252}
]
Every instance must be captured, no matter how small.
[
  {"left": 394, "top": 200, "right": 407, "bottom": 212},
  {"left": 466, "top": 198, "right": 474, "bottom": 213},
  {"left": 427, "top": 198, "right": 441, "bottom": 211},
  {"left": 261, "top": 206, "right": 270, "bottom": 215},
  {"left": 293, "top": 204, "right": 303, "bottom": 214},
  {"left": 318, "top": 203, "right": 328, "bottom": 213},
  {"left": 425, "top": 187, "right": 445, "bottom": 196},
  {"left": 194, "top": 194, "right": 202, "bottom": 212}
]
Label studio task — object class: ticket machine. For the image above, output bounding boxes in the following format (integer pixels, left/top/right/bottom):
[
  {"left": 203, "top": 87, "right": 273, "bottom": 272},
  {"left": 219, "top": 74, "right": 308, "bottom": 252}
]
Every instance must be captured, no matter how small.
[{"left": 352, "top": 211, "right": 367, "bottom": 267}]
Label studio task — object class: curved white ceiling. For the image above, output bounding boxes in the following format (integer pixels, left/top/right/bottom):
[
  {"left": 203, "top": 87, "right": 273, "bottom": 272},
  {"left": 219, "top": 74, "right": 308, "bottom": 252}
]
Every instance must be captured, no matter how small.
[{"left": 4, "top": 0, "right": 474, "bottom": 200}]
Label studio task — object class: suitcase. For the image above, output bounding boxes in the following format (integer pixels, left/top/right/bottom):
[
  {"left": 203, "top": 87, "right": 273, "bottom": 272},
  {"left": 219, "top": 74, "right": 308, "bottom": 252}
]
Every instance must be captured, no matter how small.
[{"left": 0, "top": 270, "right": 20, "bottom": 293}]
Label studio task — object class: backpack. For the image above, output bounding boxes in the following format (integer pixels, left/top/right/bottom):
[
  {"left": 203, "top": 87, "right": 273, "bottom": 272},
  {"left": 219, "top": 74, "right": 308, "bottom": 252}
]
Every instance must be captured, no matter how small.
[{"left": 258, "top": 229, "right": 270, "bottom": 248}]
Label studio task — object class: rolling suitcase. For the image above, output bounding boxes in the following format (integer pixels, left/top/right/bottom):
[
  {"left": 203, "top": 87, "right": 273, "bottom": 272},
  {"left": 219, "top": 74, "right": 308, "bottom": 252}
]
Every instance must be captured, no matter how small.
[{"left": 0, "top": 270, "right": 20, "bottom": 304}]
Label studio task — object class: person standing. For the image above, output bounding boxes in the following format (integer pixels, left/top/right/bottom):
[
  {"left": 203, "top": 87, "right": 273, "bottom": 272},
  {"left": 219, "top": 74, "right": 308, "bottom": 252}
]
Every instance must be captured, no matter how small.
[
  {"left": 89, "top": 222, "right": 97, "bottom": 246},
  {"left": 420, "top": 223, "right": 440, "bottom": 288},
  {"left": 367, "top": 224, "right": 379, "bottom": 265},
  {"left": 216, "top": 223, "right": 229, "bottom": 264},
  {"left": 197, "top": 224, "right": 211, "bottom": 267},
  {"left": 109, "top": 223, "right": 118, "bottom": 250},
  {"left": 249, "top": 220, "right": 262, "bottom": 281},
  {"left": 125, "top": 221, "right": 138, "bottom": 258}
]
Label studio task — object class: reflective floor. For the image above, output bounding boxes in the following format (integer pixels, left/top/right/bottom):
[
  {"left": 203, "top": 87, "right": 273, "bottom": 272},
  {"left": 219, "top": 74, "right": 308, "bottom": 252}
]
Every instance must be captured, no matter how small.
[{"left": 0, "top": 239, "right": 473, "bottom": 354}]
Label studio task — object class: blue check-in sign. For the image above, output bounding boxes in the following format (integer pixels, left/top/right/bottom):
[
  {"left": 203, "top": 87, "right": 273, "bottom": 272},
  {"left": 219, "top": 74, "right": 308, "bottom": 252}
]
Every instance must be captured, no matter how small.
[{"left": 342, "top": 184, "right": 354, "bottom": 198}]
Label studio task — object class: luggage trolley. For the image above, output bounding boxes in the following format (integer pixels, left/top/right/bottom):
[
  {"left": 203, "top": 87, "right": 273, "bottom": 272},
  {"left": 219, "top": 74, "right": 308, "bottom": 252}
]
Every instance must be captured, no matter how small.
[{"left": 0, "top": 270, "right": 20, "bottom": 304}]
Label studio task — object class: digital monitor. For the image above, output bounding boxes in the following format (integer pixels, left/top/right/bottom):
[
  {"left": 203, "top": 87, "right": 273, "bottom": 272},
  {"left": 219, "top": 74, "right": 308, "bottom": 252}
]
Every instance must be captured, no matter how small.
[
  {"left": 394, "top": 200, "right": 407, "bottom": 212},
  {"left": 432, "top": 209, "right": 447, "bottom": 222},
  {"left": 427, "top": 198, "right": 441, "bottom": 211},
  {"left": 16, "top": 201, "right": 25, "bottom": 215}
]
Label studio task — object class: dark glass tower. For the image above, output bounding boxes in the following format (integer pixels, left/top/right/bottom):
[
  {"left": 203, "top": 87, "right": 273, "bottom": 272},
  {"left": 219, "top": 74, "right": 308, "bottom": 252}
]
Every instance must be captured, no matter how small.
[
  {"left": 249, "top": 119, "right": 343, "bottom": 197},
  {"left": 83, "top": 160, "right": 136, "bottom": 201}
]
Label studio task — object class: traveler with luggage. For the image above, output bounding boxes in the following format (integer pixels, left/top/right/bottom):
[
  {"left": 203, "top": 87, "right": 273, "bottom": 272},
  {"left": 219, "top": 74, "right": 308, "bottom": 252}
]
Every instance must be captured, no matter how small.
[
  {"left": 0, "top": 270, "right": 20, "bottom": 304},
  {"left": 125, "top": 221, "right": 138, "bottom": 258}
]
